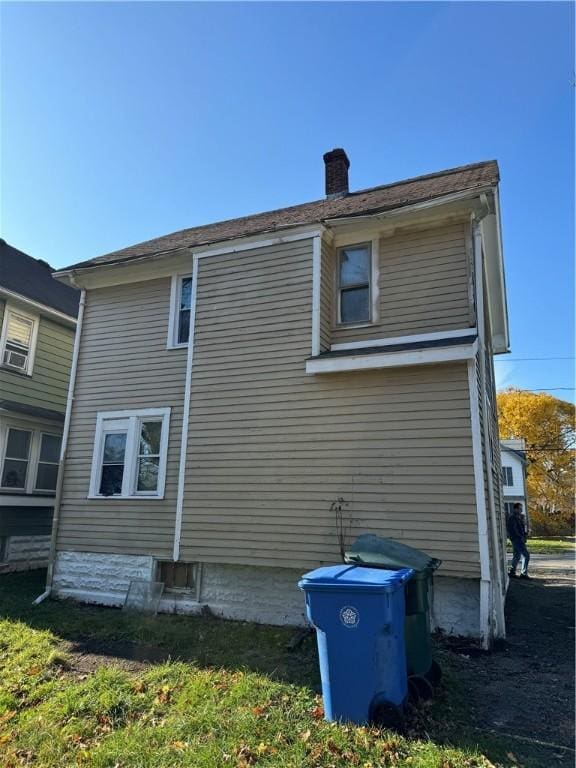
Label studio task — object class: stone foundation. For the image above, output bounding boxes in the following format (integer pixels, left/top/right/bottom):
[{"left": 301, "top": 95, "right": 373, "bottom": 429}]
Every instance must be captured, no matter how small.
[
  {"left": 51, "top": 550, "right": 482, "bottom": 636},
  {"left": 0, "top": 535, "right": 51, "bottom": 573}
]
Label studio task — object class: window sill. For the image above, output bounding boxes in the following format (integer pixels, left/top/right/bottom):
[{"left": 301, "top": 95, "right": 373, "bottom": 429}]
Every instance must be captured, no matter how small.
[
  {"left": 87, "top": 494, "right": 164, "bottom": 501},
  {"left": 0, "top": 365, "right": 32, "bottom": 377},
  {"left": 166, "top": 343, "right": 188, "bottom": 351},
  {"left": 333, "top": 322, "right": 375, "bottom": 330}
]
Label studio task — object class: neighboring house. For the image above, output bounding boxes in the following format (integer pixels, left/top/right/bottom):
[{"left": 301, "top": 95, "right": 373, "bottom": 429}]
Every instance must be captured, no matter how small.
[
  {"left": 50, "top": 150, "right": 510, "bottom": 647},
  {"left": 500, "top": 438, "right": 529, "bottom": 528},
  {"left": 0, "top": 240, "right": 79, "bottom": 570}
]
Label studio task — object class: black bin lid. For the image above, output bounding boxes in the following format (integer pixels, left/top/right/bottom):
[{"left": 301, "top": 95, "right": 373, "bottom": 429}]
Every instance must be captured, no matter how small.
[{"left": 344, "top": 534, "right": 441, "bottom": 573}]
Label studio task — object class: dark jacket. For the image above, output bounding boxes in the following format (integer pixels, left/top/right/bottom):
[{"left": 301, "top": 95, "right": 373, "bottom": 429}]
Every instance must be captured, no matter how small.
[{"left": 507, "top": 513, "right": 527, "bottom": 541}]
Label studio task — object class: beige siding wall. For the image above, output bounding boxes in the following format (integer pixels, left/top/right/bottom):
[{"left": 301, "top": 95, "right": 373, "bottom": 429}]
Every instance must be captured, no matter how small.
[
  {"left": 319, "top": 239, "right": 332, "bottom": 352},
  {"left": 57, "top": 279, "right": 186, "bottom": 557},
  {"left": 181, "top": 239, "right": 480, "bottom": 578},
  {"left": 331, "top": 221, "right": 475, "bottom": 345},
  {"left": 0, "top": 299, "right": 74, "bottom": 413}
]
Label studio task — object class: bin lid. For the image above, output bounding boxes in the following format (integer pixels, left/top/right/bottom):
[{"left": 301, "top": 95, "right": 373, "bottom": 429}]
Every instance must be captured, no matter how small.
[
  {"left": 344, "top": 534, "right": 441, "bottom": 573},
  {"left": 298, "top": 564, "right": 413, "bottom": 593}
]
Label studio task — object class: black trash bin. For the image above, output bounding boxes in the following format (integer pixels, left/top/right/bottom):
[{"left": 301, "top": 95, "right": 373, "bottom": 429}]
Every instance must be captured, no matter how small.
[{"left": 345, "top": 534, "right": 442, "bottom": 699}]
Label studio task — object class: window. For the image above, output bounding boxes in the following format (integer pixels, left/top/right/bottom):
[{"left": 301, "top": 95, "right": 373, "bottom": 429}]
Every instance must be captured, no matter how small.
[
  {"left": 337, "top": 243, "right": 372, "bottom": 324},
  {"left": 0, "top": 425, "right": 62, "bottom": 494},
  {"left": 502, "top": 466, "right": 513, "bottom": 486},
  {"left": 89, "top": 409, "right": 170, "bottom": 499},
  {"left": 35, "top": 433, "right": 62, "bottom": 491},
  {"left": 1, "top": 428, "right": 32, "bottom": 489},
  {"left": 156, "top": 561, "right": 196, "bottom": 590},
  {"left": 168, "top": 275, "right": 192, "bottom": 347},
  {"left": 0, "top": 307, "right": 38, "bottom": 374}
]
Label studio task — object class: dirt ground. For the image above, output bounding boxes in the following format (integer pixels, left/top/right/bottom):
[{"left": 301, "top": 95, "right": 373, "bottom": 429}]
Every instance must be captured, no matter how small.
[{"left": 435, "top": 569, "right": 575, "bottom": 752}]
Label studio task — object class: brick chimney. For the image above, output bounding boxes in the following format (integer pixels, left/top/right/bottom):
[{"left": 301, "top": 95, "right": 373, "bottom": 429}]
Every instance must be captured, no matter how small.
[{"left": 323, "top": 148, "right": 350, "bottom": 199}]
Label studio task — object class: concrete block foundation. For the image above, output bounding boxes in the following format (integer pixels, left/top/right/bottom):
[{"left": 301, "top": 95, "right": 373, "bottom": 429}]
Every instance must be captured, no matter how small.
[{"left": 52, "top": 550, "right": 482, "bottom": 637}]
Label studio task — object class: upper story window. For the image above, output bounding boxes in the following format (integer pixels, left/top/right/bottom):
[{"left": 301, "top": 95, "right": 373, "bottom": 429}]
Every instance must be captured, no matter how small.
[
  {"left": 0, "top": 306, "right": 39, "bottom": 375},
  {"left": 168, "top": 275, "right": 192, "bottom": 348},
  {"left": 502, "top": 466, "right": 513, "bottom": 486},
  {"left": 0, "top": 426, "right": 61, "bottom": 493},
  {"left": 337, "top": 243, "right": 372, "bottom": 325},
  {"left": 89, "top": 408, "right": 170, "bottom": 499}
]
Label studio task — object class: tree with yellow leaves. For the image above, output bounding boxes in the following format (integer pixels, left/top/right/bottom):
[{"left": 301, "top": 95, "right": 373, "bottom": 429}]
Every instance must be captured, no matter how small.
[{"left": 497, "top": 389, "right": 575, "bottom": 534}]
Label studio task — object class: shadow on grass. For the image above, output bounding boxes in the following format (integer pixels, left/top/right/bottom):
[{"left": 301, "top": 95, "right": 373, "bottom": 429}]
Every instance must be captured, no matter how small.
[
  {"left": 1, "top": 569, "right": 573, "bottom": 768},
  {"left": 0, "top": 569, "right": 321, "bottom": 690}
]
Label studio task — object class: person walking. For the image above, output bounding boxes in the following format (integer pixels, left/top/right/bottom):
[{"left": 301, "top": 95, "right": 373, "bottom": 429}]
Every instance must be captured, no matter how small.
[{"left": 507, "top": 502, "right": 530, "bottom": 579}]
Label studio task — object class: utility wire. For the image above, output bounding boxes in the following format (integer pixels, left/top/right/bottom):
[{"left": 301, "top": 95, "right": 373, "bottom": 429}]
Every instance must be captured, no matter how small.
[
  {"left": 498, "top": 387, "right": 575, "bottom": 392},
  {"left": 494, "top": 357, "right": 575, "bottom": 361}
]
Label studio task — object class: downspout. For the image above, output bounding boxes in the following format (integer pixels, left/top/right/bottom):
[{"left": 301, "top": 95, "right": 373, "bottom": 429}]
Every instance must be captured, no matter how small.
[
  {"left": 172, "top": 253, "right": 199, "bottom": 562},
  {"left": 33, "top": 287, "right": 86, "bottom": 604},
  {"left": 474, "top": 219, "right": 507, "bottom": 639}
]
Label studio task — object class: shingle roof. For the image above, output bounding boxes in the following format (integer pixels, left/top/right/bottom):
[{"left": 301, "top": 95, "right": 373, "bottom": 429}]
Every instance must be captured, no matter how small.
[
  {"left": 0, "top": 240, "right": 80, "bottom": 317},
  {"left": 62, "top": 159, "right": 499, "bottom": 272}
]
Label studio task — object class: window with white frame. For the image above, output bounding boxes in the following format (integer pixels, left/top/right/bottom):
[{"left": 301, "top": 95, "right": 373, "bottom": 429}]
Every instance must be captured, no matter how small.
[
  {"left": 0, "top": 307, "right": 38, "bottom": 374},
  {"left": 0, "top": 426, "right": 61, "bottom": 493},
  {"left": 89, "top": 409, "right": 170, "bottom": 498},
  {"left": 502, "top": 466, "right": 513, "bottom": 486},
  {"left": 1, "top": 428, "right": 32, "bottom": 489},
  {"left": 337, "top": 243, "right": 372, "bottom": 325},
  {"left": 169, "top": 275, "right": 192, "bottom": 347}
]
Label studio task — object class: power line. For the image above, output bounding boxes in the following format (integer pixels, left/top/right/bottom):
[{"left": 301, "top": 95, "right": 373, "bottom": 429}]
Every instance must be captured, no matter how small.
[
  {"left": 498, "top": 387, "right": 575, "bottom": 392},
  {"left": 494, "top": 357, "right": 575, "bottom": 362}
]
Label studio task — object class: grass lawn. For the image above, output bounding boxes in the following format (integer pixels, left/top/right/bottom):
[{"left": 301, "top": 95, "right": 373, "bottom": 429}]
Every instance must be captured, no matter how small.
[
  {"left": 0, "top": 571, "right": 557, "bottom": 768},
  {"left": 506, "top": 537, "right": 575, "bottom": 555}
]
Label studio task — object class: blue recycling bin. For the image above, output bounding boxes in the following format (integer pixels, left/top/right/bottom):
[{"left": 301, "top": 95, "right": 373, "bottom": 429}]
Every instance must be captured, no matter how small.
[{"left": 299, "top": 564, "right": 413, "bottom": 728}]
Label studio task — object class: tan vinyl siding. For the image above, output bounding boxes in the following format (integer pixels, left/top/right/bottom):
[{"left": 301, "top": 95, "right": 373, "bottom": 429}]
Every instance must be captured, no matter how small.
[
  {"left": 319, "top": 239, "right": 332, "bottom": 352},
  {"left": 57, "top": 279, "right": 186, "bottom": 557},
  {"left": 332, "top": 221, "right": 475, "bottom": 345},
  {"left": 0, "top": 303, "right": 74, "bottom": 414},
  {"left": 181, "top": 239, "right": 480, "bottom": 577}
]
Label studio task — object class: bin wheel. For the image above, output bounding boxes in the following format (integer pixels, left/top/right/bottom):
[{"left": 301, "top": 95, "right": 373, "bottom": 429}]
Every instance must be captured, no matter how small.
[
  {"left": 408, "top": 676, "right": 422, "bottom": 704},
  {"left": 408, "top": 675, "right": 434, "bottom": 702},
  {"left": 369, "top": 699, "right": 405, "bottom": 732},
  {"left": 425, "top": 660, "right": 442, "bottom": 687}
]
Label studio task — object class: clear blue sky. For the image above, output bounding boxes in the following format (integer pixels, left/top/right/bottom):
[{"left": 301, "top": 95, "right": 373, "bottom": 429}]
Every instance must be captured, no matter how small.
[{"left": 1, "top": 2, "right": 574, "bottom": 400}]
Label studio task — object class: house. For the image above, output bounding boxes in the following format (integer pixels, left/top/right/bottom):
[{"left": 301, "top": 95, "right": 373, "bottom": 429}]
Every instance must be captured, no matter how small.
[
  {"left": 500, "top": 438, "right": 529, "bottom": 527},
  {"left": 0, "top": 240, "right": 79, "bottom": 570},
  {"left": 48, "top": 150, "right": 510, "bottom": 647}
]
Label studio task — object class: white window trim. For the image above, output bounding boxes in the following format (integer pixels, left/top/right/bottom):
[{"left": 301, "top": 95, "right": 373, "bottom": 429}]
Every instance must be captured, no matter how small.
[
  {"left": 0, "top": 421, "right": 62, "bottom": 495},
  {"left": 502, "top": 466, "right": 513, "bottom": 487},
  {"left": 167, "top": 274, "right": 192, "bottom": 349},
  {"left": 88, "top": 408, "right": 171, "bottom": 500},
  {"left": 0, "top": 304, "right": 39, "bottom": 376},
  {"left": 334, "top": 238, "right": 379, "bottom": 329}
]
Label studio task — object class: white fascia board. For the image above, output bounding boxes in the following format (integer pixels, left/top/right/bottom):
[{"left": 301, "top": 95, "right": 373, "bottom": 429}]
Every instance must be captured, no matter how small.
[
  {"left": 326, "top": 187, "right": 493, "bottom": 229},
  {"left": 484, "top": 187, "right": 510, "bottom": 354},
  {"left": 55, "top": 226, "right": 324, "bottom": 290},
  {"left": 330, "top": 327, "right": 477, "bottom": 352},
  {"left": 305, "top": 340, "right": 477, "bottom": 375},
  {"left": 0, "top": 288, "right": 77, "bottom": 327},
  {"left": 192, "top": 228, "right": 324, "bottom": 259}
]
